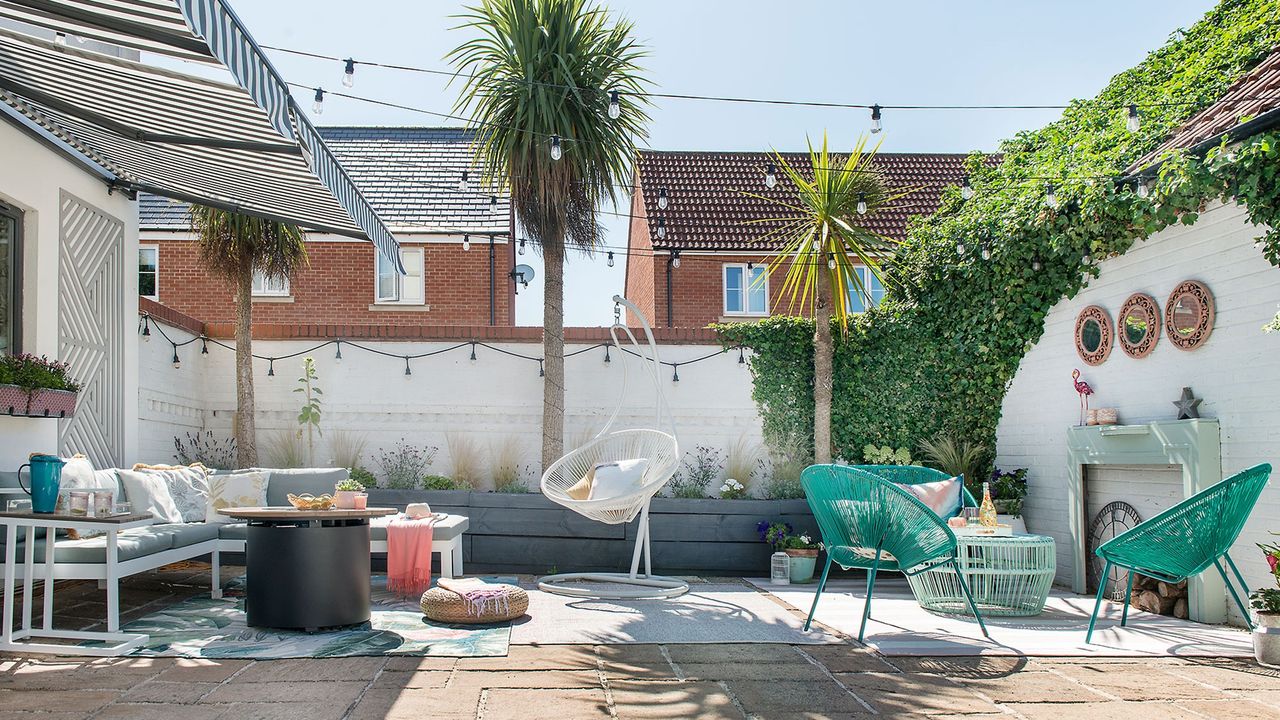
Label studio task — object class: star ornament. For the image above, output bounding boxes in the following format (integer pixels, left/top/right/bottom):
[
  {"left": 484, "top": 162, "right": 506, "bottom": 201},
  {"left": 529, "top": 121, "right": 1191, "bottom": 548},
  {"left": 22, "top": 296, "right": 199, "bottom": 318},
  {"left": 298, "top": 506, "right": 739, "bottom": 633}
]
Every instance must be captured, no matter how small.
[{"left": 1173, "top": 387, "right": 1203, "bottom": 420}]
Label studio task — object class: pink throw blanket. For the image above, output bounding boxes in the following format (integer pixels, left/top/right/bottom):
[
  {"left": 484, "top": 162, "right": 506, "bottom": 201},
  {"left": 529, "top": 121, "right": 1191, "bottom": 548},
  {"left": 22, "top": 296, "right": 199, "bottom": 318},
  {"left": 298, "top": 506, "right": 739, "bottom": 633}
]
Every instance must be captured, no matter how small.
[
  {"left": 438, "top": 577, "right": 512, "bottom": 618},
  {"left": 385, "top": 514, "right": 435, "bottom": 595}
]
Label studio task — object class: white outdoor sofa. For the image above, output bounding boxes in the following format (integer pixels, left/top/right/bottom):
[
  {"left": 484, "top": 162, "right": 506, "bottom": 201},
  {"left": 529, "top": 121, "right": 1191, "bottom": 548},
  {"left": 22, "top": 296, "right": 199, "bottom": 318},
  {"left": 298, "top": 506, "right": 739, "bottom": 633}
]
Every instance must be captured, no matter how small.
[{"left": 0, "top": 467, "right": 468, "bottom": 631}]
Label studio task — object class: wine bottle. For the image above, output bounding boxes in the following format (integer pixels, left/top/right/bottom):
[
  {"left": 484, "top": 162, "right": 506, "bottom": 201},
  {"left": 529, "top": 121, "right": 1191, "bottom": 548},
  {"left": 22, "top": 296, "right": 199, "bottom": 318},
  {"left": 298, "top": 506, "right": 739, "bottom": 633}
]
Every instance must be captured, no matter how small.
[{"left": 979, "top": 481, "right": 998, "bottom": 527}]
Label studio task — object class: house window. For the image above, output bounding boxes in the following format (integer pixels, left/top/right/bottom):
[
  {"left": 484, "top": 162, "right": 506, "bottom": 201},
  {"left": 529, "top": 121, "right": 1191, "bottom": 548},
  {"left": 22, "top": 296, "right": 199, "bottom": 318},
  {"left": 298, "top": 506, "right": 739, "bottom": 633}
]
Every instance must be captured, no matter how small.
[
  {"left": 375, "top": 246, "right": 424, "bottom": 304},
  {"left": 0, "top": 203, "right": 20, "bottom": 355},
  {"left": 846, "top": 266, "right": 886, "bottom": 313},
  {"left": 723, "top": 263, "right": 768, "bottom": 316},
  {"left": 251, "top": 271, "right": 290, "bottom": 297},
  {"left": 138, "top": 245, "right": 158, "bottom": 300}
]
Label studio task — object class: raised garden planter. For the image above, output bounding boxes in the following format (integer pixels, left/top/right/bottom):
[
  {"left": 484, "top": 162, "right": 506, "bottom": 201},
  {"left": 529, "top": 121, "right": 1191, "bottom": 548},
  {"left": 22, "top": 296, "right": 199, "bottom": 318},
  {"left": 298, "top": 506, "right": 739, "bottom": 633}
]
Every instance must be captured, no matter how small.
[
  {"left": 0, "top": 384, "right": 77, "bottom": 418},
  {"left": 365, "top": 489, "right": 817, "bottom": 576}
]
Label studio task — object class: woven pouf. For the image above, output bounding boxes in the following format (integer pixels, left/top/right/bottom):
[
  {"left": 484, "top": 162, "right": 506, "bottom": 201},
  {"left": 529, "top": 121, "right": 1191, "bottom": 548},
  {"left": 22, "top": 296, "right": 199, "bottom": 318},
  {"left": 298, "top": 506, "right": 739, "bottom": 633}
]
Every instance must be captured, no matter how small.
[{"left": 420, "top": 583, "right": 529, "bottom": 624}]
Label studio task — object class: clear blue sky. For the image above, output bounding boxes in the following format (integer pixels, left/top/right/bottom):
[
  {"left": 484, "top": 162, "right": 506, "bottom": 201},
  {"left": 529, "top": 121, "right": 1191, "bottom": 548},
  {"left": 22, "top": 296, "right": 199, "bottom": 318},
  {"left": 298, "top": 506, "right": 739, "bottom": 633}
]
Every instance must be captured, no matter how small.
[{"left": 224, "top": 0, "right": 1216, "bottom": 326}]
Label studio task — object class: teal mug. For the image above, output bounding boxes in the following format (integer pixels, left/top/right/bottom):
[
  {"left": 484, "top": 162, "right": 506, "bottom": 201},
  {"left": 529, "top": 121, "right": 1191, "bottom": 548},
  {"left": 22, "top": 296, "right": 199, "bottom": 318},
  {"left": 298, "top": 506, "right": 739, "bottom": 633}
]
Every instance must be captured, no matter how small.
[{"left": 17, "top": 454, "right": 65, "bottom": 513}]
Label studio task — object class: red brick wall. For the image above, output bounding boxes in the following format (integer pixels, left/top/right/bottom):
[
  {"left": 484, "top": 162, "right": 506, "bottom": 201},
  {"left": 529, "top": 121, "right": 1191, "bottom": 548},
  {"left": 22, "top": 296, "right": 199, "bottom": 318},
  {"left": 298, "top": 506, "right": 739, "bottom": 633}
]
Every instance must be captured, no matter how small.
[
  {"left": 146, "top": 238, "right": 515, "bottom": 327},
  {"left": 623, "top": 188, "right": 657, "bottom": 326}
]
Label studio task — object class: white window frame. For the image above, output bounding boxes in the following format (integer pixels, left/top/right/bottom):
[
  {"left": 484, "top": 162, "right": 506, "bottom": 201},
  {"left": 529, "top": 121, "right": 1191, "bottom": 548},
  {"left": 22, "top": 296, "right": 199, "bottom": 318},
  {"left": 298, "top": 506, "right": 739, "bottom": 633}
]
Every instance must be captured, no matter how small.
[
  {"left": 374, "top": 246, "right": 425, "bottom": 305},
  {"left": 138, "top": 244, "right": 159, "bottom": 300},
  {"left": 251, "top": 270, "right": 290, "bottom": 297},
  {"left": 722, "top": 263, "right": 769, "bottom": 317},
  {"left": 846, "top": 265, "right": 887, "bottom": 314}
]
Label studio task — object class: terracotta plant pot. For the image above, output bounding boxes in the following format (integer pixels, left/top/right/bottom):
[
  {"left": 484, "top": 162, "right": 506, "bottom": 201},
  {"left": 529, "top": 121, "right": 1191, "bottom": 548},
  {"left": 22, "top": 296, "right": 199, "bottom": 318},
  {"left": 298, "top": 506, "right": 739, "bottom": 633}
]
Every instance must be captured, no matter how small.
[{"left": 334, "top": 490, "right": 361, "bottom": 509}]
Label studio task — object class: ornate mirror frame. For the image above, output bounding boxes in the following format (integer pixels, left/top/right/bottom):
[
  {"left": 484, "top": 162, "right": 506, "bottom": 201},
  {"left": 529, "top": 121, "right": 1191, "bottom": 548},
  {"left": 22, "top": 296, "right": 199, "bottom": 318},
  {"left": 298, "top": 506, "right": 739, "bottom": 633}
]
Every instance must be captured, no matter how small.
[
  {"left": 1118, "top": 293, "right": 1160, "bottom": 359},
  {"left": 1074, "top": 305, "right": 1114, "bottom": 365},
  {"left": 1164, "top": 280, "right": 1214, "bottom": 351}
]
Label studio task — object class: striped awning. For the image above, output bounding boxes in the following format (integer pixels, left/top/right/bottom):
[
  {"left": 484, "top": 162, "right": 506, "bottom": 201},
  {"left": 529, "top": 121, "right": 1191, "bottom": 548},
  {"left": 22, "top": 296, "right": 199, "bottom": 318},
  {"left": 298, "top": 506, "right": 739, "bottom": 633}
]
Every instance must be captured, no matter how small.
[{"left": 0, "top": 0, "right": 402, "bottom": 271}]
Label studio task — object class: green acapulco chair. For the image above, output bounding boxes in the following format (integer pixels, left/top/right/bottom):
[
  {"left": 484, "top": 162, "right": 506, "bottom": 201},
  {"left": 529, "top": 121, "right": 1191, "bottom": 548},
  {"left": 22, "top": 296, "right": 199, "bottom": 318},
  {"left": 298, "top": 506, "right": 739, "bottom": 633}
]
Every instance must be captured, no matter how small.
[
  {"left": 800, "top": 464, "right": 990, "bottom": 642},
  {"left": 1085, "top": 462, "right": 1271, "bottom": 644},
  {"left": 850, "top": 465, "right": 978, "bottom": 518}
]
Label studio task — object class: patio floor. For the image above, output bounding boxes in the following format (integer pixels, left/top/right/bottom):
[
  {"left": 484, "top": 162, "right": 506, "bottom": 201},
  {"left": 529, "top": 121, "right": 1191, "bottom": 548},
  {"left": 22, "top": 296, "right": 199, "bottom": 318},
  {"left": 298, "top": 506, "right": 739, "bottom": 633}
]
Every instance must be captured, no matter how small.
[{"left": 3, "top": 565, "right": 1280, "bottom": 720}]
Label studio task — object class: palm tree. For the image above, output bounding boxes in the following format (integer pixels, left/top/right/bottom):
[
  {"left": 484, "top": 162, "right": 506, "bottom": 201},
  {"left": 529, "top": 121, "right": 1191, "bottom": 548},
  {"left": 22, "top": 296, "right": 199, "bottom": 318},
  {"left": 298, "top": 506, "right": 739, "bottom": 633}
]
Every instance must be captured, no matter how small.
[
  {"left": 448, "top": 0, "right": 650, "bottom": 471},
  {"left": 191, "top": 206, "right": 307, "bottom": 467},
  {"left": 751, "top": 135, "right": 907, "bottom": 463}
]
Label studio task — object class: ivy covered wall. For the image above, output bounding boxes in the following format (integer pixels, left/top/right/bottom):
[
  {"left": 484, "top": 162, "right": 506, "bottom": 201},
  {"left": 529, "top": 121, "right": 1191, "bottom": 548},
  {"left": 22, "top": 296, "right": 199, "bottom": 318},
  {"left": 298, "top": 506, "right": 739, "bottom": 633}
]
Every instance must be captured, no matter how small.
[{"left": 717, "top": 0, "right": 1280, "bottom": 466}]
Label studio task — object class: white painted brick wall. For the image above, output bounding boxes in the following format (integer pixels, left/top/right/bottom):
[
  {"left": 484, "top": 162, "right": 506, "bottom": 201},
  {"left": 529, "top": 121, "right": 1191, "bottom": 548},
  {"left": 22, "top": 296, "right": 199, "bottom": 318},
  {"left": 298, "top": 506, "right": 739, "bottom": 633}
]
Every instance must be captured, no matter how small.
[
  {"left": 996, "top": 200, "right": 1280, "bottom": 623},
  {"left": 137, "top": 333, "right": 765, "bottom": 492}
]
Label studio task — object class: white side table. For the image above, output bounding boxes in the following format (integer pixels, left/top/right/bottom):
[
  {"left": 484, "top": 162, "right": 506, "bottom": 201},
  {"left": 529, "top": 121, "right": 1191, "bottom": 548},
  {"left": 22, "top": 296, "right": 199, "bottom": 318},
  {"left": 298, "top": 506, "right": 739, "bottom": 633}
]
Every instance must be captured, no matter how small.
[{"left": 1, "top": 510, "right": 155, "bottom": 656}]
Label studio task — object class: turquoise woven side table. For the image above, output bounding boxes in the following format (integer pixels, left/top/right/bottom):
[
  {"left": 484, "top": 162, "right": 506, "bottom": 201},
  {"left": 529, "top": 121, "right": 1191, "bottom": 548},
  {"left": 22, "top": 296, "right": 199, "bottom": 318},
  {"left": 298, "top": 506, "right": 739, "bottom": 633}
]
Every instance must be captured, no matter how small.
[{"left": 908, "top": 533, "right": 1056, "bottom": 617}]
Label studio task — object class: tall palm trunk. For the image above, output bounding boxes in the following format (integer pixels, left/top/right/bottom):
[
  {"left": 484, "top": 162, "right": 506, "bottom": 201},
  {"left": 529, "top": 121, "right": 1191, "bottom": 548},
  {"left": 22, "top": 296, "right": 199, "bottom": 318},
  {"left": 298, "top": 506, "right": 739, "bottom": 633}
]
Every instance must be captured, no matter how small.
[
  {"left": 234, "top": 267, "right": 258, "bottom": 467},
  {"left": 813, "top": 261, "right": 833, "bottom": 464},
  {"left": 541, "top": 238, "right": 565, "bottom": 471}
]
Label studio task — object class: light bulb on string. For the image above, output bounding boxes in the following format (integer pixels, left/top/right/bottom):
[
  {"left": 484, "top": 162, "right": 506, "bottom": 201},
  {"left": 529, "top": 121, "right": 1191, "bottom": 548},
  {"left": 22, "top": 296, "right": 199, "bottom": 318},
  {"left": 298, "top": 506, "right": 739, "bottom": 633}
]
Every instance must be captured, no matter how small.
[
  {"left": 334, "top": 341, "right": 342, "bottom": 361},
  {"left": 1126, "top": 104, "right": 1140, "bottom": 133},
  {"left": 1082, "top": 252, "right": 1092, "bottom": 265},
  {"left": 764, "top": 163, "right": 777, "bottom": 189},
  {"left": 738, "top": 346, "right": 746, "bottom": 365},
  {"left": 827, "top": 254, "right": 836, "bottom": 270},
  {"left": 490, "top": 195, "right": 498, "bottom": 210},
  {"left": 961, "top": 176, "right": 975, "bottom": 200},
  {"left": 657, "top": 187, "right": 669, "bottom": 210},
  {"left": 655, "top": 218, "right": 666, "bottom": 240},
  {"left": 518, "top": 238, "right": 526, "bottom": 255},
  {"left": 404, "top": 357, "right": 412, "bottom": 376},
  {"left": 607, "top": 251, "right": 615, "bottom": 268},
  {"left": 1044, "top": 182, "right": 1058, "bottom": 209},
  {"left": 201, "top": 337, "right": 209, "bottom": 354},
  {"left": 267, "top": 359, "right": 275, "bottom": 377},
  {"left": 672, "top": 364, "right": 680, "bottom": 383},
  {"left": 1136, "top": 178, "right": 1150, "bottom": 198},
  {"left": 549, "top": 135, "right": 563, "bottom": 161},
  {"left": 538, "top": 360, "right": 544, "bottom": 377},
  {"left": 342, "top": 58, "right": 355, "bottom": 88},
  {"left": 671, "top": 251, "right": 681, "bottom": 269},
  {"left": 856, "top": 193, "right": 867, "bottom": 215},
  {"left": 458, "top": 171, "right": 469, "bottom": 192},
  {"left": 1032, "top": 258, "right": 1043, "bottom": 272},
  {"left": 462, "top": 234, "right": 470, "bottom": 251},
  {"left": 312, "top": 88, "right": 324, "bottom": 115},
  {"left": 171, "top": 347, "right": 181, "bottom": 369},
  {"left": 981, "top": 245, "right": 991, "bottom": 261},
  {"left": 746, "top": 261, "right": 754, "bottom": 271},
  {"left": 607, "top": 90, "right": 621, "bottom": 120},
  {"left": 956, "top": 242, "right": 966, "bottom": 256},
  {"left": 870, "top": 104, "right": 882, "bottom": 133},
  {"left": 142, "top": 316, "right": 151, "bottom": 341}
]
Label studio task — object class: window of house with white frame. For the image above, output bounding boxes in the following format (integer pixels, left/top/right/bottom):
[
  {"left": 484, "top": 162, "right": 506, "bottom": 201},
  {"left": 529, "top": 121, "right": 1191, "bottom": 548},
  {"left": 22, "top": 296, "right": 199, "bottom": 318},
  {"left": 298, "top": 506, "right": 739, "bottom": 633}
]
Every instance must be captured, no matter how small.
[
  {"left": 251, "top": 270, "right": 290, "bottom": 297},
  {"left": 138, "top": 245, "right": 158, "bottom": 300},
  {"left": 375, "top": 245, "right": 425, "bottom": 305},
  {"left": 846, "top": 265, "right": 886, "bottom": 313},
  {"left": 723, "top": 263, "right": 768, "bottom": 316}
]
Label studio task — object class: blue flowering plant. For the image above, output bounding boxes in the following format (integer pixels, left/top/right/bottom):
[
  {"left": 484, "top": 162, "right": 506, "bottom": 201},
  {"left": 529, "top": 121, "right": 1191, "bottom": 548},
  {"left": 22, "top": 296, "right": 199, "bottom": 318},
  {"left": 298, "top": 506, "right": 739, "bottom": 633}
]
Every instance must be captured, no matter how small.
[{"left": 757, "top": 521, "right": 793, "bottom": 551}]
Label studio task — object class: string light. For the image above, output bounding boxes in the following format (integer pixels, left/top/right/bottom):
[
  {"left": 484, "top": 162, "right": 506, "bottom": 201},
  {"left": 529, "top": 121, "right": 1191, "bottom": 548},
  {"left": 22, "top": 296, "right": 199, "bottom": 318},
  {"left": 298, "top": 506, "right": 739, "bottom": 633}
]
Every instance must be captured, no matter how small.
[
  {"left": 518, "top": 238, "right": 526, "bottom": 255},
  {"left": 672, "top": 364, "right": 680, "bottom": 382},
  {"left": 538, "top": 359, "right": 544, "bottom": 377},
  {"left": 981, "top": 244, "right": 992, "bottom": 261},
  {"left": 470, "top": 342, "right": 477, "bottom": 361},
  {"left": 608, "top": 90, "right": 621, "bottom": 120},
  {"left": 657, "top": 187, "right": 669, "bottom": 210},
  {"left": 1136, "top": 178, "right": 1150, "bottom": 198},
  {"left": 342, "top": 58, "right": 355, "bottom": 88},
  {"left": 856, "top": 193, "right": 867, "bottom": 215},
  {"left": 870, "top": 104, "right": 882, "bottom": 133},
  {"left": 311, "top": 87, "right": 324, "bottom": 115},
  {"left": 171, "top": 346, "right": 181, "bottom": 369},
  {"left": 956, "top": 242, "right": 966, "bottom": 256},
  {"left": 671, "top": 250, "right": 681, "bottom": 269},
  {"left": 404, "top": 356, "right": 412, "bottom": 376},
  {"left": 1082, "top": 252, "right": 1092, "bottom": 265},
  {"left": 1044, "top": 182, "right": 1059, "bottom": 209},
  {"left": 1032, "top": 257, "right": 1042, "bottom": 271},
  {"left": 764, "top": 163, "right": 777, "bottom": 188},
  {"left": 200, "top": 337, "right": 209, "bottom": 354},
  {"left": 827, "top": 254, "right": 836, "bottom": 270},
  {"left": 141, "top": 316, "right": 151, "bottom": 340},
  {"left": 961, "top": 176, "right": 975, "bottom": 200},
  {"left": 550, "top": 134, "right": 563, "bottom": 161},
  {"left": 267, "top": 359, "right": 275, "bottom": 377},
  {"left": 458, "top": 170, "right": 469, "bottom": 192},
  {"left": 463, "top": 234, "right": 471, "bottom": 251},
  {"left": 604, "top": 344, "right": 611, "bottom": 363},
  {"left": 655, "top": 217, "right": 666, "bottom": 240},
  {"left": 607, "top": 251, "right": 615, "bottom": 267},
  {"left": 490, "top": 195, "right": 498, "bottom": 209},
  {"left": 746, "top": 261, "right": 754, "bottom": 271},
  {"left": 1126, "top": 104, "right": 1140, "bottom": 133},
  {"left": 738, "top": 346, "right": 746, "bottom": 365},
  {"left": 335, "top": 340, "right": 342, "bottom": 360}
]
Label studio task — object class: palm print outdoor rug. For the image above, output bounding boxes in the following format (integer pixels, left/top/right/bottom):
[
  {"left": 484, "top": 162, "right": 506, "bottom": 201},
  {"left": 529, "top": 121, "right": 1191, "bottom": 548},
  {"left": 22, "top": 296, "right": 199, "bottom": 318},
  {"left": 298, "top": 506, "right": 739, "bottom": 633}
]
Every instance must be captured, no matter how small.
[{"left": 82, "top": 575, "right": 512, "bottom": 658}]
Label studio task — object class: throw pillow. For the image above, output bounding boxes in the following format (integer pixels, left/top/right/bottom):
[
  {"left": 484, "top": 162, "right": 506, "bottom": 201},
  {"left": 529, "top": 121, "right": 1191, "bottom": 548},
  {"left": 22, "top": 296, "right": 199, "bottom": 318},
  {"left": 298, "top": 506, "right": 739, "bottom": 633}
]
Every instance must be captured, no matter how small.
[
  {"left": 132, "top": 463, "right": 210, "bottom": 523},
  {"left": 588, "top": 458, "right": 650, "bottom": 501},
  {"left": 205, "top": 470, "right": 269, "bottom": 524},
  {"left": 117, "top": 468, "right": 184, "bottom": 524},
  {"left": 895, "top": 476, "right": 962, "bottom": 519},
  {"left": 54, "top": 456, "right": 119, "bottom": 538}
]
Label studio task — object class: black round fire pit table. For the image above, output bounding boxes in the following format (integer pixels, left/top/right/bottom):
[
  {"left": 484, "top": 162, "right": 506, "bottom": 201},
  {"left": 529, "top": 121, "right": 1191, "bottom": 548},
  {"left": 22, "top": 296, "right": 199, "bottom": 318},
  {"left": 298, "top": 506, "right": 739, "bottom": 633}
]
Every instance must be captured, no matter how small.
[{"left": 217, "top": 506, "right": 398, "bottom": 631}]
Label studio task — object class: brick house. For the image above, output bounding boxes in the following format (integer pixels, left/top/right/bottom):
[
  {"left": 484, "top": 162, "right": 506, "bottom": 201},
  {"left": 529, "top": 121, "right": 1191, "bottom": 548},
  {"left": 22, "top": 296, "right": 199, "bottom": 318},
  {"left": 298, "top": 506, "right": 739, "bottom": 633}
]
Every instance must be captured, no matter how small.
[
  {"left": 138, "top": 127, "right": 517, "bottom": 331},
  {"left": 625, "top": 150, "right": 988, "bottom": 327}
]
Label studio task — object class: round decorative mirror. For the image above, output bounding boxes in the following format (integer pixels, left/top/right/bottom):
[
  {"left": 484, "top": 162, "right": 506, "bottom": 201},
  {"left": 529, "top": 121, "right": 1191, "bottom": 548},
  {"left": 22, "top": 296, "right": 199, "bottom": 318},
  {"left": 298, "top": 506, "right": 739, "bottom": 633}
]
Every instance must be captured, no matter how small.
[
  {"left": 1118, "top": 293, "right": 1160, "bottom": 359},
  {"left": 1074, "top": 305, "right": 1113, "bottom": 365},
  {"left": 1164, "top": 280, "right": 1214, "bottom": 351}
]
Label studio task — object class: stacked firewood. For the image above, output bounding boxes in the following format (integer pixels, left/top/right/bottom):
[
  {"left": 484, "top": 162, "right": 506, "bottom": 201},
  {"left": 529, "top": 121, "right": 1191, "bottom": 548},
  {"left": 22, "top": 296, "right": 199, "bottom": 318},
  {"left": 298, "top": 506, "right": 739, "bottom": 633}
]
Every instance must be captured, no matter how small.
[{"left": 1131, "top": 574, "right": 1189, "bottom": 619}]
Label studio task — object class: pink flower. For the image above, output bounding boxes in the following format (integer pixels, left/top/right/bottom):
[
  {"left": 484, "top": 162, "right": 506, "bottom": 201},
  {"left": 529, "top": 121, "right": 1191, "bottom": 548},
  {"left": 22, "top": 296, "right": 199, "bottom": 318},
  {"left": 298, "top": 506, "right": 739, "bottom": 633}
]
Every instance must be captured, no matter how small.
[{"left": 1269, "top": 552, "right": 1279, "bottom": 574}]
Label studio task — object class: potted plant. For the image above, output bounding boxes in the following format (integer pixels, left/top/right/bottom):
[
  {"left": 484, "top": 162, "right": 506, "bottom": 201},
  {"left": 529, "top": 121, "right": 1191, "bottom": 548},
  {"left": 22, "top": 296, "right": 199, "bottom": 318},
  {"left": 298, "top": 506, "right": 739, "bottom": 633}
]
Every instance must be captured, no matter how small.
[
  {"left": 783, "top": 533, "right": 822, "bottom": 583},
  {"left": 0, "top": 354, "right": 81, "bottom": 418},
  {"left": 334, "top": 479, "right": 366, "bottom": 510},
  {"left": 758, "top": 521, "right": 793, "bottom": 585},
  {"left": 1252, "top": 535, "right": 1280, "bottom": 667},
  {"left": 987, "top": 467, "right": 1029, "bottom": 533}
]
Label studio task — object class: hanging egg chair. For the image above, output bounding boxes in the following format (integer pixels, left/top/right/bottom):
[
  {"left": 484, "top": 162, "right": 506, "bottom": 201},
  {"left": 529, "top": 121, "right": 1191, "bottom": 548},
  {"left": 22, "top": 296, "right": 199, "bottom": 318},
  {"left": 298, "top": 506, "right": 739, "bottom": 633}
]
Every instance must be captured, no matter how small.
[{"left": 537, "top": 295, "right": 687, "bottom": 599}]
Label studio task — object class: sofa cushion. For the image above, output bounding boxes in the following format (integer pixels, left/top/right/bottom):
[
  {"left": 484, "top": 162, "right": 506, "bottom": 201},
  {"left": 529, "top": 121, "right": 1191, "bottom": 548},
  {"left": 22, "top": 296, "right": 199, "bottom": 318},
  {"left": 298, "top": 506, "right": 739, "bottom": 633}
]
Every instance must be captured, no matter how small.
[
  {"left": 132, "top": 464, "right": 210, "bottom": 522},
  {"left": 117, "top": 469, "right": 184, "bottom": 524},
  {"left": 205, "top": 471, "right": 270, "bottom": 524},
  {"left": 259, "top": 468, "right": 349, "bottom": 507},
  {"left": 167, "top": 522, "right": 220, "bottom": 548},
  {"left": 33, "top": 523, "right": 219, "bottom": 564}
]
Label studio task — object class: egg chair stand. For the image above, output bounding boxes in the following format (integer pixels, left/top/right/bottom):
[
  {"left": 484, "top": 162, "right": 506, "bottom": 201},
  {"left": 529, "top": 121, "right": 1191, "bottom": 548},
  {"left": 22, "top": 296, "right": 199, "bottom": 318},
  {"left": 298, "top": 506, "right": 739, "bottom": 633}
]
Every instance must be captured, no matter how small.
[{"left": 537, "top": 296, "right": 688, "bottom": 600}]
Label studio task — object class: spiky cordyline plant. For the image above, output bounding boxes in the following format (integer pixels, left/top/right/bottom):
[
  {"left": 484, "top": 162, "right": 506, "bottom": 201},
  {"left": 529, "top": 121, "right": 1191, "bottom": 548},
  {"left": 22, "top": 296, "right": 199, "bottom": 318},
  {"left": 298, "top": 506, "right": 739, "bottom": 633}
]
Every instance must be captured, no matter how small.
[
  {"left": 447, "top": 0, "right": 651, "bottom": 472},
  {"left": 190, "top": 205, "right": 306, "bottom": 468},
  {"left": 746, "top": 134, "right": 914, "bottom": 462}
]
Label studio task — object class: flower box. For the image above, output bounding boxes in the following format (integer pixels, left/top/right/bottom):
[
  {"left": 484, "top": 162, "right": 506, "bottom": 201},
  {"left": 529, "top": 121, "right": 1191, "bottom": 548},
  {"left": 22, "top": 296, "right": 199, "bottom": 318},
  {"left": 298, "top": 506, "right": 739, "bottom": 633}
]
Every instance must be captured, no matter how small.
[{"left": 0, "top": 383, "right": 77, "bottom": 418}]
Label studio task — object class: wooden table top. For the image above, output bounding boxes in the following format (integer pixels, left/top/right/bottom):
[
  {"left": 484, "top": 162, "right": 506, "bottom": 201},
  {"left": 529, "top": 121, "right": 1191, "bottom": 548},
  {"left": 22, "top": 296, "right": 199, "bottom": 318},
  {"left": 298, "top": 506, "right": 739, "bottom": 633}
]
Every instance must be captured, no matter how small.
[
  {"left": 216, "top": 506, "right": 398, "bottom": 520},
  {"left": 0, "top": 510, "right": 154, "bottom": 525}
]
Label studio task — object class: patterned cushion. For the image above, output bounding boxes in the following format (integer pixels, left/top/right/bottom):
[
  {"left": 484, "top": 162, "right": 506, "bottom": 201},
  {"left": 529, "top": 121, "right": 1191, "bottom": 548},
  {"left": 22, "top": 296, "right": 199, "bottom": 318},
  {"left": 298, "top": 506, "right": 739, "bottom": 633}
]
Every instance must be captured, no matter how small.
[
  {"left": 132, "top": 463, "right": 209, "bottom": 522},
  {"left": 205, "top": 471, "right": 270, "bottom": 524},
  {"left": 117, "top": 468, "right": 184, "bottom": 524}
]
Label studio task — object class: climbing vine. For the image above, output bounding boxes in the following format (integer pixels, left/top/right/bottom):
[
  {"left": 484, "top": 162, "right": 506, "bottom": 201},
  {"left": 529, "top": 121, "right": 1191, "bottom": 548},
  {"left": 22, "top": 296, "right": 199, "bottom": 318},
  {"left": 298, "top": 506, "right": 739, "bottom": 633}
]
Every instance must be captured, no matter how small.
[{"left": 717, "top": 0, "right": 1280, "bottom": 466}]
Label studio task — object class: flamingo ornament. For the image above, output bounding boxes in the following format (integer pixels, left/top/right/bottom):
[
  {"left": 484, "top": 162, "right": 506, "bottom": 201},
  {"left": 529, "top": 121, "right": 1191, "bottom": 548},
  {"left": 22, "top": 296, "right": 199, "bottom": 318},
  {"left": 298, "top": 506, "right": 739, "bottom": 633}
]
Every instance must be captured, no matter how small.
[{"left": 1072, "top": 369, "right": 1095, "bottom": 426}]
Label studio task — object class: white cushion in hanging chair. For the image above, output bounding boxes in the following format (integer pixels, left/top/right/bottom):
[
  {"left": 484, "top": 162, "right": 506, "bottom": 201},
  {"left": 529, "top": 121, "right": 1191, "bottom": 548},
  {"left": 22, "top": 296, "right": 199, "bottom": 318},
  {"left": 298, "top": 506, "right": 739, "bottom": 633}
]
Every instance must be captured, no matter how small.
[{"left": 587, "top": 458, "right": 650, "bottom": 501}]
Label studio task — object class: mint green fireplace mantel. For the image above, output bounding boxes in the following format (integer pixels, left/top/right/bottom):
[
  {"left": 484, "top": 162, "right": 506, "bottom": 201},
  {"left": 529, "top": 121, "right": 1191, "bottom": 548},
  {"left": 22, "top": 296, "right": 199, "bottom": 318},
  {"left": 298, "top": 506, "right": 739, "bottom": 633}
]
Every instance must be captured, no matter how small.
[{"left": 1066, "top": 419, "right": 1225, "bottom": 624}]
